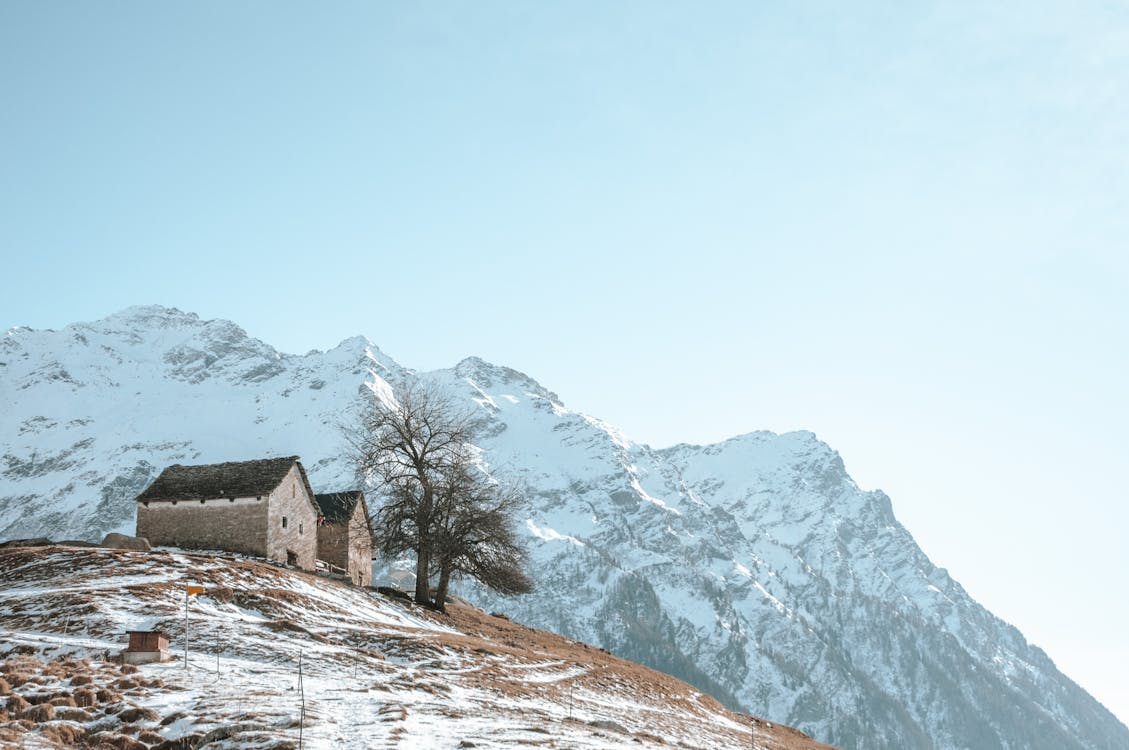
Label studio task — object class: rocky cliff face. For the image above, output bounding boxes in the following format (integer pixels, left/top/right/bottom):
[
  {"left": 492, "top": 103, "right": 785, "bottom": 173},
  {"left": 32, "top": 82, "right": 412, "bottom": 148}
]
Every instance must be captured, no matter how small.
[{"left": 2, "top": 305, "right": 1126, "bottom": 750}]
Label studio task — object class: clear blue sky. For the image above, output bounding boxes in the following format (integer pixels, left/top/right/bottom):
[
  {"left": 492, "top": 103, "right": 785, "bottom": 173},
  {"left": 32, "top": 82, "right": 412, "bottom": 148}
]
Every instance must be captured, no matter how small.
[{"left": 3, "top": 1, "right": 1127, "bottom": 724}]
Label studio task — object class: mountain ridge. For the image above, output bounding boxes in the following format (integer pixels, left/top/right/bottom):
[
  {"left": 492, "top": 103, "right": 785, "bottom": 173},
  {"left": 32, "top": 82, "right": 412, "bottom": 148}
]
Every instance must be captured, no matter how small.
[{"left": 1, "top": 305, "right": 1126, "bottom": 750}]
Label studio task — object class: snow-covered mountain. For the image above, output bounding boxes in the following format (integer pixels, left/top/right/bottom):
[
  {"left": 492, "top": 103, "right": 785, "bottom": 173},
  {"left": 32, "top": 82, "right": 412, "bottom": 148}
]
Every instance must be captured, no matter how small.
[{"left": 2, "top": 305, "right": 1126, "bottom": 750}]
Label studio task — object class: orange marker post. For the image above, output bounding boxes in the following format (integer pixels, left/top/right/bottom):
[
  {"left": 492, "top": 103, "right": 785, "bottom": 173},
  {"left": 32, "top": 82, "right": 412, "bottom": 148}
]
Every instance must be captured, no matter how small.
[{"left": 184, "top": 584, "right": 204, "bottom": 668}]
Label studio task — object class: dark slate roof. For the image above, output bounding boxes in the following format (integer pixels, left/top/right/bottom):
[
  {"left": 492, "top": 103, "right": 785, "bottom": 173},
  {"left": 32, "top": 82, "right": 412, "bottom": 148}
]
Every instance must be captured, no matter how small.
[
  {"left": 136, "top": 456, "right": 304, "bottom": 503},
  {"left": 314, "top": 491, "right": 365, "bottom": 524}
]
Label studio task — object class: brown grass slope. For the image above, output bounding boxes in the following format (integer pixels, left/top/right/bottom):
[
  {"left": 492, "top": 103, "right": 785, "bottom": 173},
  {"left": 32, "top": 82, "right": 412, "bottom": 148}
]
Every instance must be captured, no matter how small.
[{"left": 0, "top": 545, "right": 837, "bottom": 750}]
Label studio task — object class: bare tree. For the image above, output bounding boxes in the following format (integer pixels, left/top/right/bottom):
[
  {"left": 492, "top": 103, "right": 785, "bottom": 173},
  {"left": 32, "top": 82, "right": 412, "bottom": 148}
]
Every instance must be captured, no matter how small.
[
  {"left": 348, "top": 382, "right": 475, "bottom": 606},
  {"left": 348, "top": 381, "right": 531, "bottom": 611},
  {"left": 430, "top": 464, "right": 533, "bottom": 611}
]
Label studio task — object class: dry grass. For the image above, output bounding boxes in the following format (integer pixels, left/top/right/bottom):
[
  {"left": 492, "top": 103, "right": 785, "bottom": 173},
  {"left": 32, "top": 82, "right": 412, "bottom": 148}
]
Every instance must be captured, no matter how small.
[
  {"left": 21, "top": 702, "right": 55, "bottom": 722},
  {"left": 40, "top": 721, "right": 85, "bottom": 745},
  {"left": 117, "top": 705, "right": 159, "bottom": 723},
  {"left": 263, "top": 618, "right": 332, "bottom": 643},
  {"left": 417, "top": 601, "right": 838, "bottom": 750},
  {"left": 379, "top": 704, "right": 408, "bottom": 722},
  {"left": 4, "top": 671, "right": 32, "bottom": 688},
  {"left": 148, "top": 733, "right": 204, "bottom": 749},
  {"left": 0, "top": 656, "right": 38, "bottom": 673},
  {"left": 90, "top": 732, "right": 149, "bottom": 750},
  {"left": 0, "top": 648, "right": 173, "bottom": 749},
  {"left": 137, "top": 729, "right": 165, "bottom": 744},
  {"left": 209, "top": 585, "right": 235, "bottom": 603},
  {"left": 231, "top": 587, "right": 308, "bottom": 611},
  {"left": 6, "top": 693, "right": 30, "bottom": 712},
  {"left": 159, "top": 710, "right": 188, "bottom": 727},
  {"left": 96, "top": 688, "right": 123, "bottom": 705},
  {"left": 24, "top": 690, "right": 57, "bottom": 705},
  {"left": 2, "top": 546, "right": 841, "bottom": 750},
  {"left": 40, "top": 659, "right": 72, "bottom": 678},
  {"left": 56, "top": 706, "right": 94, "bottom": 722}
]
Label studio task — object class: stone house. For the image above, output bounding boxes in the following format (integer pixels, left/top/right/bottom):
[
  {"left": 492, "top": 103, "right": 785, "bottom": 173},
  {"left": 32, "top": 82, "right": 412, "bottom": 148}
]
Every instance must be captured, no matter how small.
[
  {"left": 314, "top": 491, "right": 373, "bottom": 587},
  {"left": 135, "top": 456, "right": 319, "bottom": 570}
]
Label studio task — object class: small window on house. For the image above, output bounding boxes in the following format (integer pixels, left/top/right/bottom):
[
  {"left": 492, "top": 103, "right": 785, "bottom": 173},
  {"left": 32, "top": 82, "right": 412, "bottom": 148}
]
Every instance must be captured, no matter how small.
[{"left": 282, "top": 516, "right": 288, "bottom": 529}]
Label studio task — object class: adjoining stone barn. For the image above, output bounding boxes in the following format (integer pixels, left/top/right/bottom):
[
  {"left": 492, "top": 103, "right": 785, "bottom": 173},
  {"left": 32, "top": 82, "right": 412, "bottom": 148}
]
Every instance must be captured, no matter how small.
[
  {"left": 135, "top": 456, "right": 320, "bottom": 570},
  {"left": 314, "top": 490, "right": 373, "bottom": 587}
]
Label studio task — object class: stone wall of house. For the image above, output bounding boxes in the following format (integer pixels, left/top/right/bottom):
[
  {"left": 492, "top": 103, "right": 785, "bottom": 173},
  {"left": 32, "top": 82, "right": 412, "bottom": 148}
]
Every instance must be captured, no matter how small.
[
  {"left": 317, "top": 500, "right": 372, "bottom": 586},
  {"left": 316, "top": 522, "right": 348, "bottom": 573},
  {"left": 266, "top": 466, "right": 318, "bottom": 570},
  {"left": 136, "top": 495, "right": 269, "bottom": 557}
]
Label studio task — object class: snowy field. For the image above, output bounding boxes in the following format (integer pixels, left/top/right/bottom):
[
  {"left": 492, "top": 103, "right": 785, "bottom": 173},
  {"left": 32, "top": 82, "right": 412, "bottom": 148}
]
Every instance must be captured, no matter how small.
[{"left": 0, "top": 546, "right": 832, "bottom": 749}]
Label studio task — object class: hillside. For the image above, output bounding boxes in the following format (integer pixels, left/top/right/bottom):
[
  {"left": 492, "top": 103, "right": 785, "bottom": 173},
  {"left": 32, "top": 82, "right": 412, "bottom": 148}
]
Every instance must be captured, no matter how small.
[
  {"left": 1, "top": 305, "right": 1127, "bottom": 749},
  {"left": 0, "top": 545, "right": 834, "bottom": 750}
]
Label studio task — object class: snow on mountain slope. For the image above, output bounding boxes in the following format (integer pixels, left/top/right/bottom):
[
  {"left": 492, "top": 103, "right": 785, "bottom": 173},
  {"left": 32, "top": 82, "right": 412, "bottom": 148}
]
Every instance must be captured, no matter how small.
[
  {"left": 1, "top": 546, "right": 830, "bottom": 750},
  {"left": 0, "top": 306, "right": 390, "bottom": 540},
  {"left": 1, "top": 306, "right": 1126, "bottom": 750}
]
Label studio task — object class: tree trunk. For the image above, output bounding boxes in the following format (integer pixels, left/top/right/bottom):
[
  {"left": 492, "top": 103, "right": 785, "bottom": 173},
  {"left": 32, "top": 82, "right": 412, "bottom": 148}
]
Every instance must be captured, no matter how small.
[
  {"left": 413, "top": 487, "right": 433, "bottom": 606},
  {"left": 414, "top": 540, "right": 431, "bottom": 606},
  {"left": 434, "top": 562, "right": 451, "bottom": 614}
]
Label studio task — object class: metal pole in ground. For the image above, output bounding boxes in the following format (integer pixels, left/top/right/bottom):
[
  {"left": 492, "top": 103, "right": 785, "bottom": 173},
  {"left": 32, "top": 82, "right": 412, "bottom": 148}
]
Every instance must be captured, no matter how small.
[
  {"left": 298, "top": 650, "right": 305, "bottom": 749},
  {"left": 183, "top": 585, "right": 204, "bottom": 671}
]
